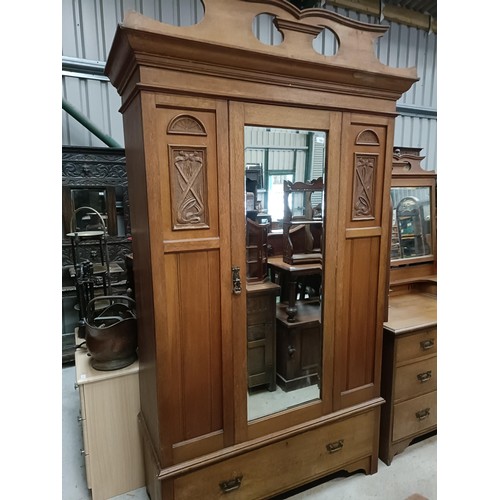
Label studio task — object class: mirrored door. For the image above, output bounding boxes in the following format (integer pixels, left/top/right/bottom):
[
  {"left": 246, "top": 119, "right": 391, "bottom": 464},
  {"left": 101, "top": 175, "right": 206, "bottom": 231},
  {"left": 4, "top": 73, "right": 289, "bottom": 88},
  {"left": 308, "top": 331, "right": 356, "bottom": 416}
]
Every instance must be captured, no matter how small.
[{"left": 243, "top": 125, "right": 326, "bottom": 421}]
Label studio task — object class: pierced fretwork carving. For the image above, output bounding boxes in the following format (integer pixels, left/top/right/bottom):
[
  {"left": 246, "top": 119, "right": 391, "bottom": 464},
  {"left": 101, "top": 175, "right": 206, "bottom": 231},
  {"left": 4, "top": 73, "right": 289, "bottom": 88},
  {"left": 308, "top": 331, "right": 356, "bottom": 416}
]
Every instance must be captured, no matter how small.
[
  {"left": 167, "top": 114, "right": 207, "bottom": 136},
  {"left": 352, "top": 154, "right": 377, "bottom": 219},
  {"left": 170, "top": 146, "right": 209, "bottom": 230},
  {"left": 355, "top": 129, "right": 380, "bottom": 145}
]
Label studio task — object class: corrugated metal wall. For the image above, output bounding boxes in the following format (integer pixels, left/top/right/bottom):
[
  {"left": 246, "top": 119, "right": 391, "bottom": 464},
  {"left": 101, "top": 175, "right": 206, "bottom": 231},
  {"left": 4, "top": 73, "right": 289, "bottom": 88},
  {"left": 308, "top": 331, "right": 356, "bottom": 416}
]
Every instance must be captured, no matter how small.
[{"left": 62, "top": 0, "right": 436, "bottom": 169}]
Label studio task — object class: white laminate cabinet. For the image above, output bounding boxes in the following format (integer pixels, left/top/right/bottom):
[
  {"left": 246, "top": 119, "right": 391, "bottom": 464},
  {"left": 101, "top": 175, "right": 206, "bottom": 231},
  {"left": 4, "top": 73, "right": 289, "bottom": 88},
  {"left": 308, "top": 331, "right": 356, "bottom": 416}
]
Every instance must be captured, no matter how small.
[{"left": 75, "top": 345, "right": 144, "bottom": 500}]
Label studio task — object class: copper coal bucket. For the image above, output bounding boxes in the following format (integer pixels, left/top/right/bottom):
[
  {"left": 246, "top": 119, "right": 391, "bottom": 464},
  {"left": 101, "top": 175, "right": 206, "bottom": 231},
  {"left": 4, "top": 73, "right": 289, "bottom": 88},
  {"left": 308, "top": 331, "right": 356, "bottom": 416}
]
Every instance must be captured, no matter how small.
[{"left": 84, "top": 295, "right": 138, "bottom": 371}]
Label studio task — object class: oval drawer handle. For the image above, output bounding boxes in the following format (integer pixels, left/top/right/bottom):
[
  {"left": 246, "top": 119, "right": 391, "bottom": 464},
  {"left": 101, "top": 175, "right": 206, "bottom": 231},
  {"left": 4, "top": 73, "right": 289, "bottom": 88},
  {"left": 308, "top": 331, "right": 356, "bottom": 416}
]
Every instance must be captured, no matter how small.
[
  {"left": 219, "top": 475, "right": 243, "bottom": 493},
  {"left": 415, "top": 408, "right": 431, "bottom": 421},
  {"left": 326, "top": 439, "right": 344, "bottom": 454},
  {"left": 420, "top": 339, "right": 435, "bottom": 350},
  {"left": 417, "top": 370, "right": 432, "bottom": 383}
]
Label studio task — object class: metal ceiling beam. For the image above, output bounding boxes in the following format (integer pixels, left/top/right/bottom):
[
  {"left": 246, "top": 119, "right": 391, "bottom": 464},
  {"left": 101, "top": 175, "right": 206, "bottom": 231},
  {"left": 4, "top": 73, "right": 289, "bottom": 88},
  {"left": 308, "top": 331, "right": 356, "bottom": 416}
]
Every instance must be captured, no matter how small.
[{"left": 325, "top": 0, "right": 437, "bottom": 32}]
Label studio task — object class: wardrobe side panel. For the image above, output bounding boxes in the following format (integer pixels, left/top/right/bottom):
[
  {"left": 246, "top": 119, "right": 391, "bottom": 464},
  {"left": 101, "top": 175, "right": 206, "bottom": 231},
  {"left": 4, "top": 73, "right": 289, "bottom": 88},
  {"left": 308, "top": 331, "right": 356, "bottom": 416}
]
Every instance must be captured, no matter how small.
[{"left": 122, "top": 93, "right": 161, "bottom": 454}]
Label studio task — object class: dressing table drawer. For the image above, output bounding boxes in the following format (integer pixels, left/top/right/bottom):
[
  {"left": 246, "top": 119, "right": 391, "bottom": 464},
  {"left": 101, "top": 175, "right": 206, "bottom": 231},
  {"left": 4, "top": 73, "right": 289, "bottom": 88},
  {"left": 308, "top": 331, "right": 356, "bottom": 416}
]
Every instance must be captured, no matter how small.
[
  {"left": 396, "top": 327, "right": 437, "bottom": 364},
  {"left": 394, "top": 356, "right": 437, "bottom": 402},
  {"left": 393, "top": 391, "right": 437, "bottom": 442}
]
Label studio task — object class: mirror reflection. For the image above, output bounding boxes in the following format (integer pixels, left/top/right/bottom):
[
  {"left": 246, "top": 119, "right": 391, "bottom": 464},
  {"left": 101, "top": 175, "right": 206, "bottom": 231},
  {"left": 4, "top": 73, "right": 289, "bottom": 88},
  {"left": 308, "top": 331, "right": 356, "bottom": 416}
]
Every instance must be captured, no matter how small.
[
  {"left": 62, "top": 186, "right": 126, "bottom": 237},
  {"left": 72, "top": 188, "right": 109, "bottom": 230},
  {"left": 245, "top": 126, "right": 326, "bottom": 421},
  {"left": 391, "top": 186, "right": 432, "bottom": 260}
]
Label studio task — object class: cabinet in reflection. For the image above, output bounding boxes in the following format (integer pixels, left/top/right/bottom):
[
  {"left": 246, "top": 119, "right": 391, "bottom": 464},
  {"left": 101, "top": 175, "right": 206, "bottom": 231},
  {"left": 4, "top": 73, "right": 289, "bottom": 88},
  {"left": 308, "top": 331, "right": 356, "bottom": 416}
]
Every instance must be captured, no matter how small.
[
  {"left": 105, "top": 3, "right": 418, "bottom": 499},
  {"left": 247, "top": 281, "right": 280, "bottom": 391},
  {"left": 246, "top": 218, "right": 269, "bottom": 283},
  {"left": 276, "top": 302, "right": 322, "bottom": 391}
]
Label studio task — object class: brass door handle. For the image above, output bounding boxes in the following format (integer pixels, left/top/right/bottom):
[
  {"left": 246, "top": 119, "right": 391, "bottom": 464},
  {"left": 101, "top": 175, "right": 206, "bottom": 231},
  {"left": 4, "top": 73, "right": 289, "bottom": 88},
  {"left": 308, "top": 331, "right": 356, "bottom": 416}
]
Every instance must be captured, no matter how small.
[{"left": 232, "top": 266, "right": 242, "bottom": 295}]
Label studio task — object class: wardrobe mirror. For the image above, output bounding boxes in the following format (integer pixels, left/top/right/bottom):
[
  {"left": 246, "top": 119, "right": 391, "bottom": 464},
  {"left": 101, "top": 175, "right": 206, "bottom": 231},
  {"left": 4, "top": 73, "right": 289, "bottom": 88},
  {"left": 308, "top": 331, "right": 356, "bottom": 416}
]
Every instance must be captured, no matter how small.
[{"left": 244, "top": 126, "right": 326, "bottom": 421}]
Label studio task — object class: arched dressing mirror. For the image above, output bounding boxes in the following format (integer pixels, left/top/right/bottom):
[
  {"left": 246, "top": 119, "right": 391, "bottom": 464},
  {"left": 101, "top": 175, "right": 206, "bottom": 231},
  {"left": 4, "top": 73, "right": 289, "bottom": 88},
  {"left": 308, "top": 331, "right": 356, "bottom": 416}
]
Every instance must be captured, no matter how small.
[{"left": 244, "top": 126, "right": 326, "bottom": 421}]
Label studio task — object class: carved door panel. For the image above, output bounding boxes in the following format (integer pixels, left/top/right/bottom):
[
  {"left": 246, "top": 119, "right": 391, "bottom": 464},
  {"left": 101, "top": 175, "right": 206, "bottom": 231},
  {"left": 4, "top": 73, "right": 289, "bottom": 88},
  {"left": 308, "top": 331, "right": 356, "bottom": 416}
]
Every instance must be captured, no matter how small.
[
  {"left": 150, "top": 96, "right": 234, "bottom": 464},
  {"left": 333, "top": 114, "right": 393, "bottom": 411}
]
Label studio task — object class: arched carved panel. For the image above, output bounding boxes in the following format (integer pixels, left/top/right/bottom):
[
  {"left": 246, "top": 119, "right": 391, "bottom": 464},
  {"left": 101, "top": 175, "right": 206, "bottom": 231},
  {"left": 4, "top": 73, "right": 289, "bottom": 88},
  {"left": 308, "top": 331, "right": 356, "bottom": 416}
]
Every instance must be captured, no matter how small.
[
  {"left": 355, "top": 129, "right": 380, "bottom": 145},
  {"left": 169, "top": 146, "right": 209, "bottom": 230},
  {"left": 352, "top": 154, "right": 378, "bottom": 220},
  {"left": 167, "top": 114, "right": 207, "bottom": 136}
]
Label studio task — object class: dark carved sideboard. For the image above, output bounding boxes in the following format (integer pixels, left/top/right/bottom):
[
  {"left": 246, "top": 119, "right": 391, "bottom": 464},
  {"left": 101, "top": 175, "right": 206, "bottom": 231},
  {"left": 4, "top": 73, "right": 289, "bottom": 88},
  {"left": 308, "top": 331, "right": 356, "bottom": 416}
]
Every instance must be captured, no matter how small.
[{"left": 62, "top": 146, "right": 132, "bottom": 363}]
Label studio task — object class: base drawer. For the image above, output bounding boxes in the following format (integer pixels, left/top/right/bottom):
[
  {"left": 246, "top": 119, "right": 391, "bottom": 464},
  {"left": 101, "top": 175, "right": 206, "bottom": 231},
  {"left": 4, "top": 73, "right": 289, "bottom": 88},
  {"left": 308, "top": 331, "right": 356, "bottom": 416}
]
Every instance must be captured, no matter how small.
[
  {"left": 173, "top": 409, "right": 378, "bottom": 500},
  {"left": 393, "top": 391, "right": 437, "bottom": 442}
]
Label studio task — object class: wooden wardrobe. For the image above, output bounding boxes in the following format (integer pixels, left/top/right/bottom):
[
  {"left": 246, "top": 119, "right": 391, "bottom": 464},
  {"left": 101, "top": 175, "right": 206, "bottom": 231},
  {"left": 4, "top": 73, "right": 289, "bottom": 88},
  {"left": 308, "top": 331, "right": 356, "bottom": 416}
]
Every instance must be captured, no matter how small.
[{"left": 105, "top": 1, "right": 418, "bottom": 498}]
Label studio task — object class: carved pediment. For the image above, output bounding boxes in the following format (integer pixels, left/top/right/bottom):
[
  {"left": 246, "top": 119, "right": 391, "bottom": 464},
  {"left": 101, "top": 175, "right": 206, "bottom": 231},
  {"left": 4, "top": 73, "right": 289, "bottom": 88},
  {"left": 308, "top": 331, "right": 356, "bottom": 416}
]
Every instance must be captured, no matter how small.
[{"left": 106, "top": 0, "right": 418, "bottom": 99}]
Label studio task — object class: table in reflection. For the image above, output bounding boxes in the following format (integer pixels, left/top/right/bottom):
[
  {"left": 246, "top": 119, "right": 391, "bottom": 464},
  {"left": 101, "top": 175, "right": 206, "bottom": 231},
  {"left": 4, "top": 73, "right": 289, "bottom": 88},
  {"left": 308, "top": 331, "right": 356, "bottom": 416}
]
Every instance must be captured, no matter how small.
[{"left": 267, "top": 256, "right": 322, "bottom": 323}]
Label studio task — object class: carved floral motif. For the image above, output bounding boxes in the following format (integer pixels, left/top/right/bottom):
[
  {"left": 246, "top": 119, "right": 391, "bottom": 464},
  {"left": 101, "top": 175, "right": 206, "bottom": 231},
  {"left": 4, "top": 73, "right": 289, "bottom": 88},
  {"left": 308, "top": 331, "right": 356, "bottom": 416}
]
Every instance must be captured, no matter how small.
[
  {"left": 170, "top": 147, "right": 208, "bottom": 229},
  {"left": 353, "top": 154, "right": 377, "bottom": 219}
]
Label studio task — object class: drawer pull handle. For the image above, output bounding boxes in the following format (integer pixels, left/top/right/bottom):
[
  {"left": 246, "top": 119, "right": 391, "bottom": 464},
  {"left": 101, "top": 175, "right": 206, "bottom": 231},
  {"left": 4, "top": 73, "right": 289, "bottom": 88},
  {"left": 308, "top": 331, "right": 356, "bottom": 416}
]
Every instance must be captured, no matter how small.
[
  {"left": 219, "top": 475, "right": 243, "bottom": 493},
  {"left": 288, "top": 345, "right": 296, "bottom": 358},
  {"left": 417, "top": 370, "right": 432, "bottom": 383},
  {"left": 415, "top": 408, "right": 431, "bottom": 421},
  {"left": 420, "top": 339, "right": 435, "bottom": 350},
  {"left": 326, "top": 439, "right": 344, "bottom": 453}
]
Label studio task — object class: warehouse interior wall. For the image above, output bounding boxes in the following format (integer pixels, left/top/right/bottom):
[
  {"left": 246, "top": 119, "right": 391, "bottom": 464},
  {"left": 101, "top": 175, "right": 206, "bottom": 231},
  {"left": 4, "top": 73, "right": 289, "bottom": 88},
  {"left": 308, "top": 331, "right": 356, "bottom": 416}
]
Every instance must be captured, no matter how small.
[{"left": 61, "top": 0, "right": 437, "bottom": 170}]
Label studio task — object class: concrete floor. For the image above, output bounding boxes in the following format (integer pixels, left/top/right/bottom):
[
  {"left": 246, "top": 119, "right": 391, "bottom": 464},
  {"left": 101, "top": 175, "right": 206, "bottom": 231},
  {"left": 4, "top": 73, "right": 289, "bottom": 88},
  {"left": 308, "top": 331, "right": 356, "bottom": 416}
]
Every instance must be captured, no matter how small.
[{"left": 62, "top": 364, "right": 437, "bottom": 500}]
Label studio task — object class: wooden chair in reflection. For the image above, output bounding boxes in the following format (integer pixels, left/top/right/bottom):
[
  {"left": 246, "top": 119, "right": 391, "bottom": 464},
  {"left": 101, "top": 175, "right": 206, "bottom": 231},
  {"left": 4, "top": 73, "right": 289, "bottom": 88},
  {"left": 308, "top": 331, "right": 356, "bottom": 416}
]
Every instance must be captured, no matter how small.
[{"left": 282, "top": 177, "right": 323, "bottom": 265}]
